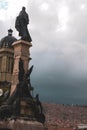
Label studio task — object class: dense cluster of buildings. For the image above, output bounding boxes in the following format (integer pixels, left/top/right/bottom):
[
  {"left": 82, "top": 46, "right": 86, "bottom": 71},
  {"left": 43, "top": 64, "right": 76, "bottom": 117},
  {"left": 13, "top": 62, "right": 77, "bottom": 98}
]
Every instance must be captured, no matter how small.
[{"left": 44, "top": 103, "right": 87, "bottom": 130}]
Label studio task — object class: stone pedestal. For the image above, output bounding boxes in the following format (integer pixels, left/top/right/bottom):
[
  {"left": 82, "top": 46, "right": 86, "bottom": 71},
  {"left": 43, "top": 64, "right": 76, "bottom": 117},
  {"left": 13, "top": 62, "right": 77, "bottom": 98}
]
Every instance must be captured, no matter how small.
[
  {"left": 11, "top": 40, "right": 32, "bottom": 94},
  {"left": 20, "top": 100, "right": 35, "bottom": 117},
  {"left": 0, "top": 120, "right": 47, "bottom": 130}
]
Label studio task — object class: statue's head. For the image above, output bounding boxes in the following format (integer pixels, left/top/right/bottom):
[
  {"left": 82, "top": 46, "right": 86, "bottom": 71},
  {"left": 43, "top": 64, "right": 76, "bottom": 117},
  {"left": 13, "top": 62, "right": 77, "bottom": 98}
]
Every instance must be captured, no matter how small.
[{"left": 22, "top": 6, "right": 26, "bottom": 11}]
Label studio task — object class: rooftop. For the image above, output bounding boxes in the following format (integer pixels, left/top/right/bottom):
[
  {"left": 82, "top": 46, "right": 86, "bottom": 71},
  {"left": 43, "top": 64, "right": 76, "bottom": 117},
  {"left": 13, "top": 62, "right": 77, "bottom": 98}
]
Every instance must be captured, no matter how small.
[{"left": 0, "top": 29, "right": 17, "bottom": 48}]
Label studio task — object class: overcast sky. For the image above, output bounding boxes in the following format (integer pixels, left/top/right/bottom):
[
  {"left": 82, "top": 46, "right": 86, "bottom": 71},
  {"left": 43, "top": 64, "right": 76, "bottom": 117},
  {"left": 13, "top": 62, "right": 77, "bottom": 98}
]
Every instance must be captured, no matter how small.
[{"left": 0, "top": 0, "right": 87, "bottom": 104}]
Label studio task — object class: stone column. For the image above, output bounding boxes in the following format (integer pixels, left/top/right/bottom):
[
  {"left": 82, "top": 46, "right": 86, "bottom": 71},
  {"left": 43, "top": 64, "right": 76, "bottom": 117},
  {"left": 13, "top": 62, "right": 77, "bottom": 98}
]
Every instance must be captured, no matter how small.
[{"left": 11, "top": 40, "right": 32, "bottom": 94}]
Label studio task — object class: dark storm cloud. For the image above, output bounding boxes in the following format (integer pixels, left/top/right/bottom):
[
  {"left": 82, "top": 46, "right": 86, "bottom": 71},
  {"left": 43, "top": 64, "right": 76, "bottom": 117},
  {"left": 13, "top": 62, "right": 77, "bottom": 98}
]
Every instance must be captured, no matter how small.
[{"left": 28, "top": 0, "right": 87, "bottom": 104}]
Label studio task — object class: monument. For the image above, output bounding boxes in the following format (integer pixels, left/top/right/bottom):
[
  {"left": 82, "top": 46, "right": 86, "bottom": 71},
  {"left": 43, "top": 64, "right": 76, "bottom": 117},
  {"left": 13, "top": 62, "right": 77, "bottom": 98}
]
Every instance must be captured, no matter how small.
[{"left": 0, "top": 7, "right": 46, "bottom": 130}]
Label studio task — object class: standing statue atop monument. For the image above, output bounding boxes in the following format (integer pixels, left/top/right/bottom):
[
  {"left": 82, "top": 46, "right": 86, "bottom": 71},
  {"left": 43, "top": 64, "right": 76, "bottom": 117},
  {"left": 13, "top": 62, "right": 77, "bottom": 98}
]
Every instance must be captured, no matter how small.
[{"left": 15, "top": 7, "right": 32, "bottom": 42}]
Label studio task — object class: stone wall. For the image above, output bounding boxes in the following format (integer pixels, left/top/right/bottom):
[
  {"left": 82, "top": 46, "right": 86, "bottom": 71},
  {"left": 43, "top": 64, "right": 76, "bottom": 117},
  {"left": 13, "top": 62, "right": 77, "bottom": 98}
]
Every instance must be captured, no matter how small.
[{"left": 0, "top": 120, "right": 47, "bottom": 130}]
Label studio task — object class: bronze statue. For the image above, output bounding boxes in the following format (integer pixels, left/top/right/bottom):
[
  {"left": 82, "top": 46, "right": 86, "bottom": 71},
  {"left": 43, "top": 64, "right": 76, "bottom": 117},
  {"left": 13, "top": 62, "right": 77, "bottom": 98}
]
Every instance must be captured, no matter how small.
[{"left": 15, "top": 7, "right": 32, "bottom": 42}]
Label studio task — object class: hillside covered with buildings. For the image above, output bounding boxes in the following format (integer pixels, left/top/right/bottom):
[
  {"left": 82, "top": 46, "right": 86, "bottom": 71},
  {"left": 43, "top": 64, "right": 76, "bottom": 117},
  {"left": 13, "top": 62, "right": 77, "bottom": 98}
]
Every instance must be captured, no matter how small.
[{"left": 43, "top": 103, "right": 87, "bottom": 129}]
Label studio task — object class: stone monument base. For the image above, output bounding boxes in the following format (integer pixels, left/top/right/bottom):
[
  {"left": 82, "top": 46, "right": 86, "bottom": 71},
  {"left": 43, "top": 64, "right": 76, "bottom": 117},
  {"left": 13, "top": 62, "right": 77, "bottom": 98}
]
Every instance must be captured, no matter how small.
[{"left": 0, "top": 119, "right": 47, "bottom": 130}]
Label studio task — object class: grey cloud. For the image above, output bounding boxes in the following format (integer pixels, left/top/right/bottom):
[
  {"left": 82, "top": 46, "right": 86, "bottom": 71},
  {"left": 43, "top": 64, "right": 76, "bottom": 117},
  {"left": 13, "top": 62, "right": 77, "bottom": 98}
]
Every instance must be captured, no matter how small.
[{"left": 28, "top": 0, "right": 87, "bottom": 104}]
